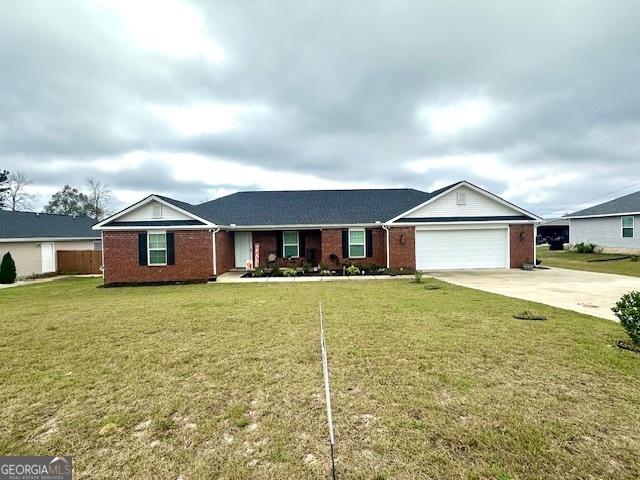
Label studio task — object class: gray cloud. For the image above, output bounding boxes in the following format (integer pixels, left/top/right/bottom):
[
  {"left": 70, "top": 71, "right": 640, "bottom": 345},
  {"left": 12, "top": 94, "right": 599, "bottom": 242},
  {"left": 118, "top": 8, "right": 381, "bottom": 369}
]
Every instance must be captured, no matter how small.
[{"left": 1, "top": 0, "right": 639, "bottom": 216}]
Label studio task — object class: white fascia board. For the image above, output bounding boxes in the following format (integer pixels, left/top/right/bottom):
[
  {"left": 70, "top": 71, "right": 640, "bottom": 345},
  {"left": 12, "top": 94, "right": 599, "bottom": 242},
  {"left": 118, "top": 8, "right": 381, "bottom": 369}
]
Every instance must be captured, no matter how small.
[
  {"left": 0, "top": 237, "right": 101, "bottom": 242},
  {"left": 415, "top": 223, "right": 509, "bottom": 231},
  {"left": 386, "top": 181, "right": 542, "bottom": 224},
  {"left": 93, "top": 194, "right": 216, "bottom": 230},
  {"left": 563, "top": 211, "right": 640, "bottom": 219},
  {"left": 99, "top": 225, "right": 213, "bottom": 231},
  {"left": 407, "top": 219, "right": 534, "bottom": 228}
]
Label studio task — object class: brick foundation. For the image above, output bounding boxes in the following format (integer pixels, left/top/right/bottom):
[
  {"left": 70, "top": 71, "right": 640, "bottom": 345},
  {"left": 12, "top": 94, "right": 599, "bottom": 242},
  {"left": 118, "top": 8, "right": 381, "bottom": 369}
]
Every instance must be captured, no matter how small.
[
  {"left": 509, "top": 224, "right": 535, "bottom": 268},
  {"left": 103, "top": 230, "right": 213, "bottom": 285}
]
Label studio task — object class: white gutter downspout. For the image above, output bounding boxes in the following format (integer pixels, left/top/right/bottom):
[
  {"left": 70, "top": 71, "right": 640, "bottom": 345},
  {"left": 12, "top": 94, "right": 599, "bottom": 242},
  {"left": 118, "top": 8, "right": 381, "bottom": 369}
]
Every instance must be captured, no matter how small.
[
  {"left": 100, "top": 230, "right": 105, "bottom": 280},
  {"left": 382, "top": 225, "right": 390, "bottom": 269},
  {"left": 533, "top": 222, "right": 538, "bottom": 267},
  {"left": 211, "top": 227, "right": 220, "bottom": 276}
]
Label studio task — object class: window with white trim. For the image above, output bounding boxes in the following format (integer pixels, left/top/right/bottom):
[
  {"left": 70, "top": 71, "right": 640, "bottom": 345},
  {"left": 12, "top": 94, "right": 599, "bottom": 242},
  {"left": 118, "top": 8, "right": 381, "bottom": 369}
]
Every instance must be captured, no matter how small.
[
  {"left": 622, "top": 216, "right": 634, "bottom": 238},
  {"left": 349, "top": 228, "right": 366, "bottom": 258},
  {"left": 148, "top": 231, "right": 167, "bottom": 265},
  {"left": 282, "top": 231, "right": 299, "bottom": 258}
]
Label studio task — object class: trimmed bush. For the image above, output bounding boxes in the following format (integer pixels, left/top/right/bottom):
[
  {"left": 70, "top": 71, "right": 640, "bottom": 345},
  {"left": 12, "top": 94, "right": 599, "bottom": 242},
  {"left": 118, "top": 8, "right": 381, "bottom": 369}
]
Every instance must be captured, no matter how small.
[
  {"left": 345, "top": 265, "right": 360, "bottom": 276},
  {"left": 282, "top": 267, "right": 297, "bottom": 277},
  {"left": 572, "top": 242, "right": 597, "bottom": 253},
  {"left": 0, "top": 252, "right": 17, "bottom": 284},
  {"left": 612, "top": 291, "right": 640, "bottom": 345}
]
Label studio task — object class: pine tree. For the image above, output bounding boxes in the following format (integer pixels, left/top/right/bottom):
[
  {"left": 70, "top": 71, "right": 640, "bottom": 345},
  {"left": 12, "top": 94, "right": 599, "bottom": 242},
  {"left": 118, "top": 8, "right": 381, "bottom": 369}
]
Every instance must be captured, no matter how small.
[{"left": 0, "top": 252, "right": 17, "bottom": 284}]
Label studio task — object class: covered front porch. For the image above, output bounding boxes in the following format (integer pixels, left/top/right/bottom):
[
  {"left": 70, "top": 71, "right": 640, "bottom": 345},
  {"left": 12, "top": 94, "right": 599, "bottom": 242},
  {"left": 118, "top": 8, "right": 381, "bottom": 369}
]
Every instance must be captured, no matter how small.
[
  {"left": 232, "top": 229, "right": 324, "bottom": 270},
  {"left": 226, "top": 227, "right": 389, "bottom": 272}
]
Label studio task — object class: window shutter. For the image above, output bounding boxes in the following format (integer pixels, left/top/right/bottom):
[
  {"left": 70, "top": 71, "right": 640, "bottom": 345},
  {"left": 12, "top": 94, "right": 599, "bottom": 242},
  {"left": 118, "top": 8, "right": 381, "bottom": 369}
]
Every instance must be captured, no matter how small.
[
  {"left": 342, "top": 230, "right": 349, "bottom": 258},
  {"left": 166, "top": 232, "right": 175, "bottom": 265},
  {"left": 276, "top": 232, "right": 283, "bottom": 258},
  {"left": 138, "top": 233, "right": 147, "bottom": 265},
  {"left": 299, "top": 231, "right": 306, "bottom": 258},
  {"left": 366, "top": 229, "right": 373, "bottom": 257}
]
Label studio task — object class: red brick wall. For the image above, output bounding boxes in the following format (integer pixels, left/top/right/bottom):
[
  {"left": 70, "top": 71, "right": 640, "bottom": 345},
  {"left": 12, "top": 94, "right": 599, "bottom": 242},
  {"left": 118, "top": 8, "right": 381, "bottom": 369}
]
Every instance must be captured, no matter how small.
[
  {"left": 320, "top": 228, "right": 386, "bottom": 267},
  {"left": 215, "top": 230, "right": 235, "bottom": 275},
  {"left": 509, "top": 224, "right": 535, "bottom": 268},
  {"left": 103, "top": 230, "right": 213, "bottom": 285},
  {"left": 389, "top": 226, "right": 416, "bottom": 269}
]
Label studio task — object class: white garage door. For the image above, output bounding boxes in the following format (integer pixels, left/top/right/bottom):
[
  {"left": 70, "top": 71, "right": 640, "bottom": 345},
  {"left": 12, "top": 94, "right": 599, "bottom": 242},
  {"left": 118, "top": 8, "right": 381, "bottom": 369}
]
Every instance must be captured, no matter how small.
[{"left": 416, "top": 228, "right": 508, "bottom": 270}]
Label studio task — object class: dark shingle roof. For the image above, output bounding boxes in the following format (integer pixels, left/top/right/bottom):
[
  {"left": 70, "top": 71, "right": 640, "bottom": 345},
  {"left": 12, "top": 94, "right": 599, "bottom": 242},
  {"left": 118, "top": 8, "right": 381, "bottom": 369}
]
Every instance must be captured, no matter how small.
[
  {"left": 565, "top": 190, "right": 640, "bottom": 218},
  {"left": 194, "top": 188, "right": 436, "bottom": 225},
  {"left": 104, "top": 180, "right": 539, "bottom": 227},
  {"left": 0, "top": 210, "right": 100, "bottom": 239}
]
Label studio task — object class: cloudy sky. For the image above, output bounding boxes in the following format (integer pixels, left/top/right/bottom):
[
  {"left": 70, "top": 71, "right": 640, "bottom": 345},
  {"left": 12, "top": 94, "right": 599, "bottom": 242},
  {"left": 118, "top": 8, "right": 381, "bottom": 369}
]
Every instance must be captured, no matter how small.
[{"left": 1, "top": 0, "right": 639, "bottom": 217}]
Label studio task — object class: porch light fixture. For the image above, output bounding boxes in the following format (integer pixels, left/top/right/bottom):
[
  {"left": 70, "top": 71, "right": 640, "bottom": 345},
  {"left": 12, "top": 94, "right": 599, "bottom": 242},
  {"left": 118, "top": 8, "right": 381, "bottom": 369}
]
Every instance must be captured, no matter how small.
[
  {"left": 519, "top": 232, "right": 525, "bottom": 241},
  {"left": 400, "top": 234, "right": 405, "bottom": 245}
]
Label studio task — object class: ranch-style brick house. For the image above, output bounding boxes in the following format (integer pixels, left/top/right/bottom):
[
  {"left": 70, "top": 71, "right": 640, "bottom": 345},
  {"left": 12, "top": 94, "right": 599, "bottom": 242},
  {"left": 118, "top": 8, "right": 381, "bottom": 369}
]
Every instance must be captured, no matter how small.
[{"left": 93, "top": 181, "right": 541, "bottom": 285}]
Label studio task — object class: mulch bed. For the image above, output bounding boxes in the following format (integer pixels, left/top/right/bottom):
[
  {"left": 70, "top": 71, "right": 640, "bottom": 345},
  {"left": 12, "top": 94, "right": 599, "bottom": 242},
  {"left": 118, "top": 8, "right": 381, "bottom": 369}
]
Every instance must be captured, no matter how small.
[
  {"left": 617, "top": 340, "right": 640, "bottom": 353},
  {"left": 513, "top": 311, "right": 547, "bottom": 321}
]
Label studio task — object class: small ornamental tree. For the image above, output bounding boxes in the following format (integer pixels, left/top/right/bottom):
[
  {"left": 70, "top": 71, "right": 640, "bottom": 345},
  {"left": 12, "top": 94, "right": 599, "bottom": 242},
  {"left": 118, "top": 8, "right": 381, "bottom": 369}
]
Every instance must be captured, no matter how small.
[
  {"left": 0, "top": 252, "right": 17, "bottom": 284},
  {"left": 612, "top": 291, "right": 640, "bottom": 345}
]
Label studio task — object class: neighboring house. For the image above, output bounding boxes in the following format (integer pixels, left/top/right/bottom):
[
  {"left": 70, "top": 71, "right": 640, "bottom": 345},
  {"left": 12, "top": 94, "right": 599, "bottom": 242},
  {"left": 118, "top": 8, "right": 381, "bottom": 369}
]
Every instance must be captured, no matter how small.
[
  {"left": 0, "top": 210, "right": 101, "bottom": 278},
  {"left": 537, "top": 218, "right": 569, "bottom": 244},
  {"left": 564, "top": 190, "right": 640, "bottom": 254},
  {"left": 93, "top": 181, "right": 540, "bottom": 286}
]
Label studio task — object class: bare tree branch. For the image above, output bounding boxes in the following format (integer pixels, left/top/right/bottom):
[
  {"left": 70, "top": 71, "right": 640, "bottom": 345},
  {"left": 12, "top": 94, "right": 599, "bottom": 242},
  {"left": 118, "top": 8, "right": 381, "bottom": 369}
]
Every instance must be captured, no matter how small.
[
  {"left": 86, "top": 178, "right": 113, "bottom": 220},
  {"left": 7, "top": 171, "right": 34, "bottom": 211}
]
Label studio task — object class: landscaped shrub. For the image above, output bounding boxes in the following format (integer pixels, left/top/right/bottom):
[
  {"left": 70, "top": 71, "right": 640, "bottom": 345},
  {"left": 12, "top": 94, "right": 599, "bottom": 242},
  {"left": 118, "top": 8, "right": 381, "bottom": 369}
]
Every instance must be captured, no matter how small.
[
  {"left": 414, "top": 270, "right": 423, "bottom": 284},
  {"left": 301, "top": 260, "right": 313, "bottom": 274},
  {"left": 345, "top": 265, "right": 360, "bottom": 276},
  {"left": 612, "top": 291, "right": 640, "bottom": 345},
  {"left": 253, "top": 266, "right": 266, "bottom": 277},
  {"left": 267, "top": 252, "right": 280, "bottom": 276},
  {"left": 320, "top": 269, "right": 332, "bottom": 276},
  {"left": 631, "top": 256, "right": 639, "bottom": 262},
  {"left": 572, "top": 242, "right": 597, "bottom": 253},
  {"left": 0, "top": 252, "right": 17, "bottom": 284},
  {"left": 282, "top": 267, "right": 297, "bottom": 277}
]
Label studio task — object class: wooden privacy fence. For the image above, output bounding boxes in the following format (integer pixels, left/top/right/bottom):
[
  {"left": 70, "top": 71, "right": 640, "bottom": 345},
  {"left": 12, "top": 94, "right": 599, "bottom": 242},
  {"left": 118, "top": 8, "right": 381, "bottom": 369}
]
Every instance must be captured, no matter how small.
[{"left": 57, "top": 250, "right": 102, "bottom": 274}]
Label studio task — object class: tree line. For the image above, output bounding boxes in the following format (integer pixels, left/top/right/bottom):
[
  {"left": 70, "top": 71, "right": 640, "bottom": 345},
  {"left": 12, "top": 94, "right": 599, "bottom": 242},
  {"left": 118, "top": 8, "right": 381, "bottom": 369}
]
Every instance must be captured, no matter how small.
[{"left": 0, "top": 169, "right": 113, "bottom": 220}]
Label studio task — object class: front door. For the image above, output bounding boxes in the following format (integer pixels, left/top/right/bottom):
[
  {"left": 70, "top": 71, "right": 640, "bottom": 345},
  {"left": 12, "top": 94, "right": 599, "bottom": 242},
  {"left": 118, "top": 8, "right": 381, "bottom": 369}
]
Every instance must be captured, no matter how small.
[{"left": 234, "top": 232, "right": 253, "bottom": 268}]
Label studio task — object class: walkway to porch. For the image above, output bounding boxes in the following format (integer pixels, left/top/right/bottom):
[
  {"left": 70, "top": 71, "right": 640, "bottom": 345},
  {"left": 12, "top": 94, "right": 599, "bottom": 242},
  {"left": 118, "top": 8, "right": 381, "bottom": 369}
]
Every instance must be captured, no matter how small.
[{"left": 214, "top": 271, "right": 410, "bottom": 283}]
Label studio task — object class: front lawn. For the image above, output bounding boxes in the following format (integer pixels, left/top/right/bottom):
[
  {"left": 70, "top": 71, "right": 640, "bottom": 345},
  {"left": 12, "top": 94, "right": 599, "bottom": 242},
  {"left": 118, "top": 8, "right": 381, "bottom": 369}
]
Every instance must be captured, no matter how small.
[
  {"left": 1, "top": 278, "right": 639, "bottom": 479},
  {"left": 538, "top": 245, "right": 640, "bottom": 277}
]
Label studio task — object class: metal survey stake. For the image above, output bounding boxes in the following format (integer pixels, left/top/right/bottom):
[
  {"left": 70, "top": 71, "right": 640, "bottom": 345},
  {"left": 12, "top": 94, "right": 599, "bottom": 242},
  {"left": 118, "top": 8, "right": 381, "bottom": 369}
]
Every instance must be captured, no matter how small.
[{"left": 319, "top": 302, "right": 337, "bottom": 480}]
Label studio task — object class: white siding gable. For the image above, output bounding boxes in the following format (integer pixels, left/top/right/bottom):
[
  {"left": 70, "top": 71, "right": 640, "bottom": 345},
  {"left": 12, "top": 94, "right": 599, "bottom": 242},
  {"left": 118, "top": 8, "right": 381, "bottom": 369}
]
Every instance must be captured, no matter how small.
[
  {"left": 405, "top": 186, "right": 518, "bottom": 218},
  {"left": 117, "top": 200, "right": 192, "bottom": 222}
]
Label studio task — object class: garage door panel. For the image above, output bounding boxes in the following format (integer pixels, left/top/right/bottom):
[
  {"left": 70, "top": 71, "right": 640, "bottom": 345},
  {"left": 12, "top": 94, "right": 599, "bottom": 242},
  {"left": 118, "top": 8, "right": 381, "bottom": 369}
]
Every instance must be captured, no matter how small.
[{"left": 416, "top": 228, "right": 508, "bottom": 270}]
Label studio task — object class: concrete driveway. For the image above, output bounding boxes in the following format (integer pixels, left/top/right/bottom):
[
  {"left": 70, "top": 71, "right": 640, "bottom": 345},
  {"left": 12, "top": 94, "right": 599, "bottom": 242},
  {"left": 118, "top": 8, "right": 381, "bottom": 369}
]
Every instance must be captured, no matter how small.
[{"left": 430, "top": 267, "right": 640, "bottom": 321}]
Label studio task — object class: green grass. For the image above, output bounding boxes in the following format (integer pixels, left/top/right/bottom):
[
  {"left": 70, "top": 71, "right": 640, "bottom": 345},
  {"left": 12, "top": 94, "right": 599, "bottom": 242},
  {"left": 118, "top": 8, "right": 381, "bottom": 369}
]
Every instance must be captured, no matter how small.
[
  {"left": 538, "top": 245, "right": 640, "bottom": 277},
  {"left": 1, "top": 278, "right": 639, "bottom": 479}
]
